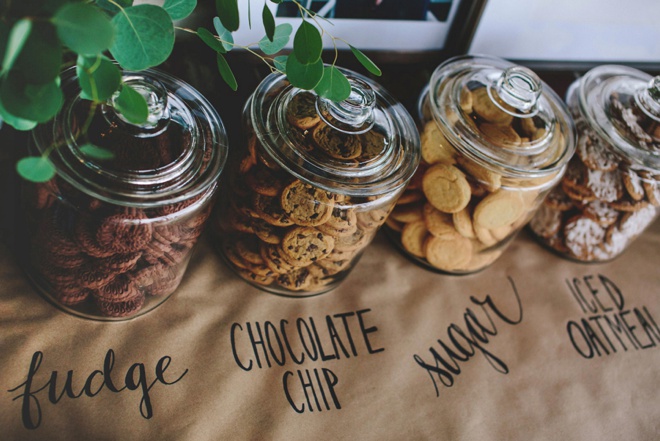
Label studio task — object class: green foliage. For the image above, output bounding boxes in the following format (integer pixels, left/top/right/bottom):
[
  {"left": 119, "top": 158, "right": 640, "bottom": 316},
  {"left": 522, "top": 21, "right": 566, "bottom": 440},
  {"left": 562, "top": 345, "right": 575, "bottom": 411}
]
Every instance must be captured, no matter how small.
[
  {"left": 198, "top": 27, "right": 226, "bottom": 54},
  {"left": 110, "top": 5, "right": 175, "bottom": 71},
  {"left": 286, "top": 52, "right": 323, "bottom": 90},
  {"left": 212, "top": 17, "right": 234, "bottom": 52},
  {"left": 350, "top": 45, "right": 382, "bottom": 76},
  {"left": 216, "top": 53, "right": 237, "bottom": 91},
  {"left": 215, "top": 0, "right": 239, "bottom": 32},
  {"left": 113, "top": 84, "right": 149, "bottom": 125},
  {"left": 314, "top": 66, "right": 351, "bottom": 102},
  {"left": 79, "top": 144, "right": 115, "bottom": 161},
  {"left": 163, "top": 0, "right": 197, "bottom": 21},
  {"left": 258, "top": 23, "right": 291, "bottom": 55},
  {"left": 293, "top": 20, "right": 322, "bottom": 64},
  {"left": 53, "top": 3, "right": 114, "bottom": 55},
  {"left": 16, "top": 156, "right": 56, "bottom": 183},
  {"left": 76, "top": 55, "right": 122, "bottom": 102},
  {"left": 262, "top": 4, "right": 275, "bottom": 42},
  {"left": 1, "top": 73, "right": 63, "bottom": 122},
  {"left": 0, "top": 0, "right": 379, "bottom": 183},
  {"left": 2, "top": 19, "right": 31, "bottom": 75}
]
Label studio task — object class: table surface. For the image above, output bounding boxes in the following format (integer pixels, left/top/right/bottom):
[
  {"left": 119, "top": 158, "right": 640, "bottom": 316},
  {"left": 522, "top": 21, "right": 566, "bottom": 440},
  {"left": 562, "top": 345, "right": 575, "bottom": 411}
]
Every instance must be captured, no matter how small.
[{"left": 1, "top": 61, "right": 659, "bottom": 441}]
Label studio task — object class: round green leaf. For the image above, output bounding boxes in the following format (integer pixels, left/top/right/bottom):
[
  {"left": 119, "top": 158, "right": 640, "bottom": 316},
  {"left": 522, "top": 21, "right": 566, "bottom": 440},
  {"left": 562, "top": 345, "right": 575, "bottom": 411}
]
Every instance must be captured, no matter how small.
[
  {"left": 16, "top": 156, "right": 56, "bottom": 183},
  {"left": 2, "top": 19, "right": 32, "bottom": 74},
  {"left": 53, "top": 2, "right": 114, "bottom": 55},
  {"left": 216, "top": 53, "right": 237, "bottom": 91},
  {"left": 197, "top": 27, "right": 226, "bottom": 54},
  {"left": 110, "top": 5, "right": 174, "bottom": 71},
  {"left": 113, "top": 84, "right": 148, "bottom": 124},
  {"left": 212, "top": 17, "right": 234, "bottom": 51},
  {"left": 215, "top": 0, "right": 239, "bottom": 32},
  {"left": 314, "top": 66, "right": 351, "bottom": 102},
  {"left": 258, "top": 23, "right": 292, "bottom": 55},
  {"left": 349, "top": 45, "right": 381, "bottom": 76},
  {"left": 293, "top": 20, "right": 322, "bottom": 64},
  {"left": 262, "top": 3, "right": 275, "bottom": 41},
  {"left": 286, "top": 52, "right": 323, "bottom": 90},
  {"left": 0, "top": 98, "right": 37, "bottom": 131},
  {"left": 77, "top": 55, "right": 122, "bottom": 102},
  {"left": 273, "top": 55, "right": 287, "bottom": 73},
  {"left": 163, "top": 0, "right": 197, "bottom": 21},
  {"left": 14, "top": 24, "right": 62, "bottom": 84},
  {"left": 0, "top": 74, "right": 63, "bottom": 122},
  {"left": 79, "top": 143, "right": 115, "bottom": 160},
  {"left": 95, "top": 0, "right": 134, "bottom": 14}
]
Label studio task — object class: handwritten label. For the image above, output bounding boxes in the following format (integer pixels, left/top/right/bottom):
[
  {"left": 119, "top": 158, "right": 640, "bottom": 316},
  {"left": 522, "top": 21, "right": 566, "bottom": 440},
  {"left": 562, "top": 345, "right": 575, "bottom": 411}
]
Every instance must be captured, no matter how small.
[
  {"left": 230, "top": 308, "right": 384, "bottom": 413},
  {"left": 565, "top": 274, "right": 660, "bottom": 358},
  {"left": 413, "top": 277, "right": 524, "bottom": 397},
  {"left": 7, "top": 349, "right": 188, "bottom": 430}
]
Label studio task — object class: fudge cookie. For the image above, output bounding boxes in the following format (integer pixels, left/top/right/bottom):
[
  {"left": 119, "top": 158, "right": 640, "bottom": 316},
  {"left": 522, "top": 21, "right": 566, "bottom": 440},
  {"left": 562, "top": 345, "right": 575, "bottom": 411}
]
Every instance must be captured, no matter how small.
[
  {"left": 280, "top": 227, "right": 335, "bottom": 267},
  {"left": 422, "top": 163, "right": 471, "bottom": 213},
  {"left": 96, "top": 209, "right": 152, "bottom": 254},
  {"left": 280, "top": 180, "right": 335, "bottom": 227}
]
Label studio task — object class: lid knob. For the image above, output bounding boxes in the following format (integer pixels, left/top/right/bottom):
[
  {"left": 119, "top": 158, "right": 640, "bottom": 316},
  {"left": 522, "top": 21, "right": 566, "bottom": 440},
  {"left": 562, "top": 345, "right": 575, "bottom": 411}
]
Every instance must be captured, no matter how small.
[
  {"left": 635, "top": 75, "right": 660, "bottom": 122},
  {"left": 317, "top": 77, "right": 376, "bottom": 133},
  {"left": 109, "top": 76, "right": 169, "bottom": 129},
  {"left": 494, "top": 66, "right": 542, "bottom": 114}
]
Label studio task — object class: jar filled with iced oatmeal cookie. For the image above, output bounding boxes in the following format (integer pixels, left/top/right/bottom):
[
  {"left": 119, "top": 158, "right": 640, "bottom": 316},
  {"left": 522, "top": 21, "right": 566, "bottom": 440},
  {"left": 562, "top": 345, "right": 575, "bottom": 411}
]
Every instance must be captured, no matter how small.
[
  {"left": 385, "top": 55, "right": 576, "bottom": 273},
  {"left": 530, "top": 65, "right": 660, "bottom": 261},
  {"left": 21, "top": 68, "right": 228, "bottom": 320},
  {"left": 212, "top": 67, "right": 420, "bottom": 296}
]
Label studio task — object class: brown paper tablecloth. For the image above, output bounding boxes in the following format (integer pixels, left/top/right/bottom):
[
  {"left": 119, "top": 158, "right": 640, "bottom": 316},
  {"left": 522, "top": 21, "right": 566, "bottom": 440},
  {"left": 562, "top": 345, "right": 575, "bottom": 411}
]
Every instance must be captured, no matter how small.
[{"left": 1, "top": 207, "right": 659, "bottom": 440}]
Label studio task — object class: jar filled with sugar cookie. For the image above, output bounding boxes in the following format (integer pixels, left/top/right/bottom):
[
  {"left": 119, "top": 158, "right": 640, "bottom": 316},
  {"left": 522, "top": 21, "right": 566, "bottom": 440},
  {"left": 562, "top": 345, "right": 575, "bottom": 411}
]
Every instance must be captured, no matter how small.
[
  {"left": 385, "top": 55, "right": 576, "bottom": 273},
  {"left": 21, "top": 68, "right": 228, "bottom": 320},
  {"left": 211, "top": 67, "right": 420, "bottom": 296},
  {"left": 530, "top": 66, "right": 660, "bottom": 261}
]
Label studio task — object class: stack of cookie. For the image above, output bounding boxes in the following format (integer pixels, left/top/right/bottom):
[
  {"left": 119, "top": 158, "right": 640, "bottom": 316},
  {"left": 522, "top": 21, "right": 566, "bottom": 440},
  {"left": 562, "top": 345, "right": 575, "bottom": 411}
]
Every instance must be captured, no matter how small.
[
  {"left": 215, "top": 91, "right": 398, "bottom": 295},
  {"left": 25, "top": 178, "right": 212, "bottom": 318},
  {"left": 386, "top": 83, "right": 563, "bottom": 273},
  {"left": 530, "top": 91, "right": 660, "bottom": 261}
]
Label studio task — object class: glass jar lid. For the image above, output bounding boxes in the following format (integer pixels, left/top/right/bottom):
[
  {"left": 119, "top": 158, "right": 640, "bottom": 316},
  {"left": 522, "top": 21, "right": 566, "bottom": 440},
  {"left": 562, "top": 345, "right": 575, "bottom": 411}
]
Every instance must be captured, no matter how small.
[
  {"left": 577, "top": 65, "right": 660, "bottom": 169},
  {"left": 32, "top": 68, "right": 228, "bottom": 207},
  {"left": 427, "top": 55, "right": 576, "bottom": 178},
  {"left": 249, "top": 67, "right": 420, "bottom": 197}
]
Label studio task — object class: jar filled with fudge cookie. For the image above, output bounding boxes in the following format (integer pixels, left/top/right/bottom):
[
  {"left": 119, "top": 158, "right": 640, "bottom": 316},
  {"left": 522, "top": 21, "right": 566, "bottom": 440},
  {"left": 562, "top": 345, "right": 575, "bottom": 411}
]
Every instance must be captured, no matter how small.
[
  {"left": 212, "top": 67, "right": 420, "bottom": 296},
  {"left": 21, "top": 68, "right": 227, "bottom": 320},
  {"left": 530, "top": 65, "right": 660, "bottom": 261},
  {"left": 386, "top": 55, "right": 576, "bottom": 273}
]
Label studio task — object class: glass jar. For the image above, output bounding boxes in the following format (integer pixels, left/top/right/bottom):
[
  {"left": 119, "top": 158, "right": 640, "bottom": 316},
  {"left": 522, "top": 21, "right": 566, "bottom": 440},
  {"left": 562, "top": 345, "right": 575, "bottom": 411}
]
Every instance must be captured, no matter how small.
[
  {"left": 212, "top": 67, "right": 420, "bottom": 297},
  {"left": 384, "top": 55, "right": 576, "bottom": 273},
  {"left": 21, "top": 68, "right": 228, "bottom": 320},
  {"left": 530, "top": 66, "right": 660, "bottom": 261}
]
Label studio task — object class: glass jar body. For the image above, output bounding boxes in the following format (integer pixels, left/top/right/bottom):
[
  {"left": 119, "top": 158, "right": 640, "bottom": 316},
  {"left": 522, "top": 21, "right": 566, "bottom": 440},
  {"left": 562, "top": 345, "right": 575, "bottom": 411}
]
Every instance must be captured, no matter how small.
[
  {"left": 385, "top": 86, "right": 566, "bottom": 274},
  {"left": 529, "top": 83, "right": 660, "bottom": 261},
  {"left": 21, "top": 172, "right": 216, "bottom": 320},
  {"left": 213, "top": 116, "right": 403, "bottom": 297}
]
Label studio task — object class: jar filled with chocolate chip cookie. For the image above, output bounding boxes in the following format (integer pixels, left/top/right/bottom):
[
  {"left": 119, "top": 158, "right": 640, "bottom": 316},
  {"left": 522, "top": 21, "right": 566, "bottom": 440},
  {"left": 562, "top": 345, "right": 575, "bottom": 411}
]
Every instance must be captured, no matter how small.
[
  {"left": 386, "top": 55, "right": 576, "bottom": 273},
  {"left": 530, "top": 66, "right": 660, "bottom": 261},
  {"left": 212, "top": 67, "right": 420, "bottom": 296},
  {"left": 21, "top": 68, "right": 228, "bottom": 320}
]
